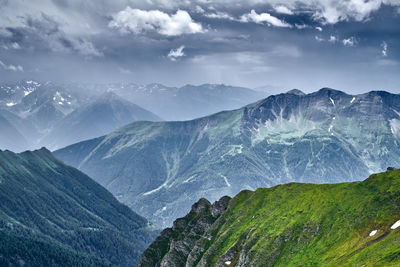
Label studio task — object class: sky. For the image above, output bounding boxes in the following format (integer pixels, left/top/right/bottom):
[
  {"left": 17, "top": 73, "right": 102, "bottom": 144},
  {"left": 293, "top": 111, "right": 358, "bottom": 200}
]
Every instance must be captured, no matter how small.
[{"left": 0, "top": 0, "right": 399, "bottom": 94}]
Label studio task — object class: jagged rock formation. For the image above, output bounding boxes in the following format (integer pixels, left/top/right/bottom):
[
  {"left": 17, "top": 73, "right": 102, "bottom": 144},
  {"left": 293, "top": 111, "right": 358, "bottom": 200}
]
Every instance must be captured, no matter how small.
[{"left": 137, "top": 196, "right": 231, "bottom": 267}]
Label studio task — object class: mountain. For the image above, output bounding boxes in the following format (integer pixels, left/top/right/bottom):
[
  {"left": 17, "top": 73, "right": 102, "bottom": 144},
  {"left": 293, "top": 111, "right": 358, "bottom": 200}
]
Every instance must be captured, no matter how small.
[
  {"left": 105, "top": 83, "right": 267, "bottom": 121},
  {"left": 7, "top": 81, "right": 83, "bottom": 131},
  {"left": 0, "top": 111, "right": 29, "bottom": 151},
  {"left": 54, "top": 88, "right": 400, "bottom": 227},
  {"left": 0, "top": 80, "right": 42, "bottom": 108},
  {"left": 138, "top": 170, "right": 400, "bottom": 266},
  {"left": 0, "top": 80, "right": 261, "bottom": 151},
  {"left": 0, "top": 148, "right": 157, "bottom": 266},
  {"left": 0, "top": 80, "right": 90, "bottom": 151},
  {"left": 54, "top": 88, "right": 400, "bottom": 228},
  {"left": 42, "top": 92, "right": 161, "bottom": 150},
  {"left": 0, "top": 230, "right": 110, "bottom": 267}
]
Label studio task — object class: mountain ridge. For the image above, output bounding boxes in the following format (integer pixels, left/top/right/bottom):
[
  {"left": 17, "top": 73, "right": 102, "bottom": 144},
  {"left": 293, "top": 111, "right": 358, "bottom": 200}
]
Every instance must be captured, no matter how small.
[
  {"left": 137, "top": 170, "right": 400, "bottom": 266},
  {"left": 0, "top": 147, "right": 157, "bottom": 266},
  {"left": 54, "top": 88, "right": 400, "bottom": 227}
]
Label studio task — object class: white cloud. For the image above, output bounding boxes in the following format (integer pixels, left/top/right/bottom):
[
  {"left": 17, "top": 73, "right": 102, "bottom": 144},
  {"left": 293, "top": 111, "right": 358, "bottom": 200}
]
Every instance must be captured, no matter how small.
[
  {"left": 195, "top": 5, "right": 205, "bottom": 13},
  {"left": 315, "top": 26, "right": 323, "bottom": 31},
  {"left": 274, "top": 5, "right": 294, "bottom": 15},
  {"left": 125, "top": 0, "right": 400, "bottom": 24},
  {"left": 381, "top": 41, "right": 388, "bottom": 57},
  {"left": 0, "top": 28, "right": 12, "bottom": 37},
  {"left": 295, "top": 24, "right": 309, "bottom": 29},
  {"left": 315, "top": 35, "right": 324, "bottom": 42},
  {"left": 312, "top": 0, "right": 391, "bottom": 24},
  {"left": 168, "top": 45, "right": 185, "bottom": 61},
  {"left": 10, "top": 42, "right": 21, "bottom": 49},
  {"left": 240, "top": 10, "right": 292, "bottom": 28},
  {"left": 0, "top": 59, "right": 23, "bottom": 72},
  {"left": 69, "top": 38, "right": 103, "bottom": 57},
  {"left": 109, "top": 7, "right": 204, "bottom": 36},
  {"left": 1, "top": 42, "right": 21, "bottom": 50},
  {"left": 342, "top": 37, "right": 357, "bottom": 47},
  {"left": 329, "top": 35, "right": 337, "bottom": 43},
  {"left": 205, "top": 11, "right": 235, "bottom": 20}
]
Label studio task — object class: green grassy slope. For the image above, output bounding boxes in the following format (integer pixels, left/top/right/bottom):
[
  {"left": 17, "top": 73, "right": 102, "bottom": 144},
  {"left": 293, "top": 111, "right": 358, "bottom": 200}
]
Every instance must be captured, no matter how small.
[
  {"left": 0, "top": 148, "right": 156, "bottom": 266},
  {"left": 139, "top": 170, "right": 400, "bottom": 266}
]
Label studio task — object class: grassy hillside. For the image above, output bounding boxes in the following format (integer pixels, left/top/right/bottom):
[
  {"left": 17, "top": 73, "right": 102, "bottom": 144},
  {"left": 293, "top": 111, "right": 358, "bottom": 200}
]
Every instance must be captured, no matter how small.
[
  {"left": 0, "top": 148, "right": 156, "bottom": 266},
  {"left": 138, "top": 170, "right": 400, "bottom": 266}
]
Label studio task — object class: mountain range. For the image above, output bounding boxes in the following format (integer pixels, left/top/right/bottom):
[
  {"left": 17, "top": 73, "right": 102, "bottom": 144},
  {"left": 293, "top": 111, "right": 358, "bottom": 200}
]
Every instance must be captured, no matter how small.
[
  {"left": 104, "top": 83, "right": 267, "bottom": 121},
  {"left": 138, "top": 170, "right": 400, "bottom": 266},
  {"left": 55, "top": 88, "right": 400, "bottom": 227},
  {"left": 42, "top": 91, "right": 161, "bottom": 150},
  {"left": 0, "top": 148, "right": 157, "bottom": 266},
  {"left": 0, "top": 80, "right": 263, "bottom": 151}
]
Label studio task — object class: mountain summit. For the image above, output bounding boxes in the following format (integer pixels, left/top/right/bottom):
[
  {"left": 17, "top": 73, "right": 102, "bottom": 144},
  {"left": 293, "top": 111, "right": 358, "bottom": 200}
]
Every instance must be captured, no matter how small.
[
  {"left": 42, "top": 91, "right": 160, "bottom": 150},
  {"left": 55, "top": 88, "right": 400, "bottom": 227}
]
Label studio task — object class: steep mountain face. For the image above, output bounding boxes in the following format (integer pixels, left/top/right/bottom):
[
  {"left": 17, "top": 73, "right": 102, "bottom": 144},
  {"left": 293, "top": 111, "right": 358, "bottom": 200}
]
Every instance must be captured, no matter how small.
[
  {"left": 0, "top": 80, "right": 42, "bottom": 108},
  {"left": 8, "top": 82, "right": 83, "bottom": 131},
  {"left": 54, "top": 88, "right": 400, "bottom": 227},
  {"left": 0, "top": 80, "right": 88, "bottom": 151},
  {"left": 137, "top": 196, "right": 231, "bottom": 267},
  {"left": 105, "top": 83, "right": 267, "bottom": 121},
  {"left": 138, "top": 170, "right": 400, "bottom": 266},
  {"left": 0, "top": 148, "right": 157, "bottom": 266},
  {"left": 43, "top": 92, "right": 161, "bottom": 150}
]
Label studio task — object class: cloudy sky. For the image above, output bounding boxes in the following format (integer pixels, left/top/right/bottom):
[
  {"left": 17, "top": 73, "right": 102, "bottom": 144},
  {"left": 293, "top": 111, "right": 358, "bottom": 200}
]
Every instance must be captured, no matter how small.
[{"left": 0, "top": 0, "right": 399, "bottom": 93}]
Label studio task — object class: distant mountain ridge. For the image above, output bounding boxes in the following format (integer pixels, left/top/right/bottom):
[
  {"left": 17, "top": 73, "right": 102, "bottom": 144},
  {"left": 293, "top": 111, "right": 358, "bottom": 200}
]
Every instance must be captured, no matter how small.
[
  {"left": 42, "top": 91, "right": 161, "bottom": 150},
  {"left": 0, "top": 81, "right": 161, "bottom": 151},
  {"left": 87, "top": 82, "right": 267, "bottom": 121},
  {"left": 0, "top": 80, "right": 264, "bottom": 151},
  {"left": 0, "top": 148, "right": 157, "bottom": 266},
  {"left": 55, "top": 88, "right": 400, "bottom": 227}
]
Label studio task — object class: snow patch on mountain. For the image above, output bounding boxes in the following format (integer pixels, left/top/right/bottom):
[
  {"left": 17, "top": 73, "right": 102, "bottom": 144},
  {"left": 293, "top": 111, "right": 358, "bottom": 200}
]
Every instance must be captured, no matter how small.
[
  {"left": 390, "top": 119, "right": 400, "bottom": 137},
  {"left": 391, "top": 220, "right": 400, "bottom": 230},
  {"left": 369, "top": 230, "right": 377, "bottom": 236},
  {"left": 252, "top": 113, "right": 317, "bottom": 145},
  {"left": 143, "top": 180, "right": 169, "bottom": 196},
  {"left": 220, "top": 174, "right": 231, "bottom": 187}
]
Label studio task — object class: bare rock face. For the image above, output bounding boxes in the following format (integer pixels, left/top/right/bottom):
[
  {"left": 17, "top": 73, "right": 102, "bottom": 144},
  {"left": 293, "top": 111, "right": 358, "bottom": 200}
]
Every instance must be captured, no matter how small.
[{"left": 137, "top": 196, "right": 231, "bottom": 267}]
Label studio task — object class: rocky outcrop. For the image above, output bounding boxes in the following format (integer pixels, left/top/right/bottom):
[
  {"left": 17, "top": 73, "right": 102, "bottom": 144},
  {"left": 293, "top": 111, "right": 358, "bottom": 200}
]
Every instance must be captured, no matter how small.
[{"left": 137, "top": 196, "right": 231, "bottom": 267}]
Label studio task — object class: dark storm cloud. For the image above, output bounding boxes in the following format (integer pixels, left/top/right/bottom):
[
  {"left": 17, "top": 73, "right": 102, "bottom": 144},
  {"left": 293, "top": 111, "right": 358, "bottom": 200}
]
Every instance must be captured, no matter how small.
[{"left": 0, "top": 0, "right": 399, "bottom": 93}]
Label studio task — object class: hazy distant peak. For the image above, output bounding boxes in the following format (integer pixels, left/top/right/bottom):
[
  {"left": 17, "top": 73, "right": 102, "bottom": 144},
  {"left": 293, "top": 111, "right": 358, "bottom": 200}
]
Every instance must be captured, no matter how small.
[
  {"left": 315, "top": 87, "right": 349, "bottom": 96},
  {"left": 286, "top": 89, "right": 305, "bottom": 96}
]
